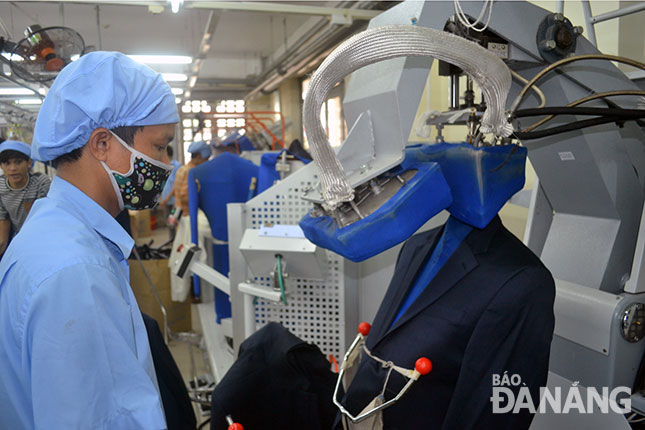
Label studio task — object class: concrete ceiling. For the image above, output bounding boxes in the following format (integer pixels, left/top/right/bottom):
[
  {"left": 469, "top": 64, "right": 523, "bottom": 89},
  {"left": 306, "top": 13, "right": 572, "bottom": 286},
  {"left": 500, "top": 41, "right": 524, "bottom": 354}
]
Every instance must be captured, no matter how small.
[
  {"left": 0, "top": 2, "right": 312, "bottom": 78},
  {"left": 0, "top": 0, "right": 394, "bottom": 122},
  {"left": 0, "top": 2, "right": 372, "bottom": 87}
]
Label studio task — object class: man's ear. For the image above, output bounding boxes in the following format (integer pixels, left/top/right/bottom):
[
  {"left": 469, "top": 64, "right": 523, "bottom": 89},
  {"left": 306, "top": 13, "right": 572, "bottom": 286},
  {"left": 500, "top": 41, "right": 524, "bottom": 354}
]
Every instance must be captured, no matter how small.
[{"left": 86, "top": 128, "right": 113, "bottom": 162}]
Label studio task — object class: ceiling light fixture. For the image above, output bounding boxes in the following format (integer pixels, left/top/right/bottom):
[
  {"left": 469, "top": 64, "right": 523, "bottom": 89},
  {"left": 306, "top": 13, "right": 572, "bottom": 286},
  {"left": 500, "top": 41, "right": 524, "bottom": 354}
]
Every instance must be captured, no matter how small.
[
  {"left": 0, "top": 88, "right": 35, "bottom": 95},
  {"left": 17, "top": 98, "right": 42, "bottom": 105},
  {"left": 162, "top": 73, "right": 188, "bottom": 82},
  {"left": 169, "top": 0, "right": 183, "bottom": 14},
  {"left": 1, "top": 53, "right": 23, "bottom": 62},
  {"left": 171, "top": 88, "right": 184, "bottom": 95},
  {"left": 128, "top": 55, "right": 192, "bottom": 65}
]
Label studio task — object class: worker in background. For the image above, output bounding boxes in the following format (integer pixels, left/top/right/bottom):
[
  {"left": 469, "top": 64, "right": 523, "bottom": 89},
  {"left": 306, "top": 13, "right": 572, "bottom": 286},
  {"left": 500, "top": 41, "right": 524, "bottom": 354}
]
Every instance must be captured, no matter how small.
[
  {"left": 160, "top": 145, "right": 181, "bottom": 210},
  {"left": 166, "top": 140, "right": 210, "bottom": 302},
  {"left": 165, "top": 140, "right": 211, "bottom": 214},
  {"left": 0, "top": 140, "right": 51, "bottom": 256},
  {"left": 160, "top": 145, "right": 181, "bottom": 238},
  {"left": 0, "top": 52, "right": 178, "bottom": 429}
]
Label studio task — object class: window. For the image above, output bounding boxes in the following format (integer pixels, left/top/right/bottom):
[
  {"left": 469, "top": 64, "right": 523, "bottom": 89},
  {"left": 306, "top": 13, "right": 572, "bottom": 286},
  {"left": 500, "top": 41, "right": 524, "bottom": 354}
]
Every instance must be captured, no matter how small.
[
  {"left": 180, "top": 99, "right": 214, "bottom": 161},
  {"left": 180, "top": 99, "right": 245, "bottom": 162},
  {"left": 302, "top": 78, "right": 346, "bottom": 148},
  {"left": 213, "top": 99, "right": 246, "bottom": 139}
]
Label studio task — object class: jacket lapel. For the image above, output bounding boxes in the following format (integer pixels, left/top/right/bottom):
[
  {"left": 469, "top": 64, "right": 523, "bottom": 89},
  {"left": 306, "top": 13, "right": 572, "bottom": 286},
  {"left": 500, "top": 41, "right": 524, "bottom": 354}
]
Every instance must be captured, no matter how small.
[
  {"left": 372, "top": 216, "right": 503, "bottom": 347},
  {"left": 369, "top": 227, "right": 444, "bottom": 343},
  {"left": 384, "top": 243, "right": 478, "bottom": 336}
]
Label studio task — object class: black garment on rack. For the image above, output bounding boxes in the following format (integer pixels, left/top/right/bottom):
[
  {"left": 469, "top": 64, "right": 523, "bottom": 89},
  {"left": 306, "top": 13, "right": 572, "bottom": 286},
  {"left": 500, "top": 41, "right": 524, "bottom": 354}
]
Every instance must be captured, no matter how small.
[
  {"left": 142, "top": 313, "right": 197, "bottom": 430},
  {"left": 210, "top": 322, "right": 337, "bottom": 430}
]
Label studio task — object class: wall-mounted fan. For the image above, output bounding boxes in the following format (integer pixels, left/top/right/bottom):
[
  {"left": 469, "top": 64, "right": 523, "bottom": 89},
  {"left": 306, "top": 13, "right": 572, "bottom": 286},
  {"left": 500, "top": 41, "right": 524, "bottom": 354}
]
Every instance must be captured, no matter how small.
[{"left": 0, "top": 25, "right": 85, "bottom": 82}]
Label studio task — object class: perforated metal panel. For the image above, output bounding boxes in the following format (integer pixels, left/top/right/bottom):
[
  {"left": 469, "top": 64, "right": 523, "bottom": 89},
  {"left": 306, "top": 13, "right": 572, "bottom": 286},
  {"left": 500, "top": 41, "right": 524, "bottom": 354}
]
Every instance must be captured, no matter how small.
[{"left": 229, "top": 164, "right": 358, "bottom": 360}]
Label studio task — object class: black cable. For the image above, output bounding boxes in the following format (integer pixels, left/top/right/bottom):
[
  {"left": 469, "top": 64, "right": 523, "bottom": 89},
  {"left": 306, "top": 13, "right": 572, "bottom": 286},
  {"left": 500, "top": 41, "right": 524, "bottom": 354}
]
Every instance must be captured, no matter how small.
[
  {"left": 600, "top": 98, "right": 645, "bottom": 128},
  {"left": 513, "top": 116, "right": 637, "bottom": 140},
  {"left": 515, "top": 106, "right": 645, "bottom": 119}
]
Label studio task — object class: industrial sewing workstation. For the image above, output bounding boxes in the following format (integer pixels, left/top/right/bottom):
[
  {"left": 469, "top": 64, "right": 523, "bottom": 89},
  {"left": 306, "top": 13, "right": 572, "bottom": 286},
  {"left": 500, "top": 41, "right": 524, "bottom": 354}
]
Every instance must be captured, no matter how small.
[{"left": 0, "top": 1, "right": 644, "bottom": 429}]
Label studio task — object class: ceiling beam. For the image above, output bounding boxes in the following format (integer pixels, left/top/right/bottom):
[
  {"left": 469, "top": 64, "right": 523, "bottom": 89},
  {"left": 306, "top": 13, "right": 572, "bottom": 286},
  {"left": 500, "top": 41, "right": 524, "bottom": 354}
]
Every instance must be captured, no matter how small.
[
  {"left": 182, "top": 10, "right": 219, "bottom": 101},
  {"left": 31, "top": 1, "right": 381, "bottom": 20},
  {"left": 185, "top": 2, "right": 381, "bottom": 20}
]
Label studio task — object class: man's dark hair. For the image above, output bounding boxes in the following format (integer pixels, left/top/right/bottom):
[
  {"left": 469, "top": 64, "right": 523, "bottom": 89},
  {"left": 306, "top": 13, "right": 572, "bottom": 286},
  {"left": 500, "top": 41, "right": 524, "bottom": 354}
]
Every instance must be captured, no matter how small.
[
  {"left": 0, "top": 150, "right": 29, "bottom": 164},
  {"left": 51, "top": 125, "right": 143, "bottom": 169},
  {"left": 166, "top": 145, "right": 174, "bottom": 158},
  {"left": 111, "top": 125, "right": 144, "bottom": 146}
]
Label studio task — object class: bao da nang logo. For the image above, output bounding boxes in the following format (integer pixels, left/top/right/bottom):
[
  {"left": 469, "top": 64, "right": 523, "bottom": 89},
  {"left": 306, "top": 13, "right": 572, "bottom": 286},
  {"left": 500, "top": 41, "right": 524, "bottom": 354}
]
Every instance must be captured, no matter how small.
[{"left": 490, "top": 372, "right": 631, "bottom": 414}]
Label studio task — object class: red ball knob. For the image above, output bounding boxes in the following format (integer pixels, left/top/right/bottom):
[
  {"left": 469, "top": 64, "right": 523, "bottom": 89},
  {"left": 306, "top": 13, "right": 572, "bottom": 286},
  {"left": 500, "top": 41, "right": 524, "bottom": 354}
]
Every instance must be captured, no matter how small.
[
  {"left": 358, "top": 322, "right": 371, "bottom": 336},
  {"left": 415, "top": 357, "right": 433, "bottom": 375},
  {"left": 228, "top": 423, "right": 244, "bottom": 430}
]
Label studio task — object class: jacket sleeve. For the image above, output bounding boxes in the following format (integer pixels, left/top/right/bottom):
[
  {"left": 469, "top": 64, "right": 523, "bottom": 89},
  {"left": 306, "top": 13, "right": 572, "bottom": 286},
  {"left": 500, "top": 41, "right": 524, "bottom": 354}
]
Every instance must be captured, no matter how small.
[
  {"left": 441, "top": 267, "right": 556, "bottom": 430},
  {"left": 24, "top": 263, "right": 167, "bottom": 430}
]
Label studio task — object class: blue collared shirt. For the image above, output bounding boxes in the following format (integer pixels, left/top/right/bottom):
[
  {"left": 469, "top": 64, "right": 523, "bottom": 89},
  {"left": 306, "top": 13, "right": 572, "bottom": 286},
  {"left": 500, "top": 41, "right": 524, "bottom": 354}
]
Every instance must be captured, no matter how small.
[
  {"left": 0, "top": 176, "right": 166, "bottom": 429},
  {"left": 391, "top": 216, "right": 473, "bottom": 326}
]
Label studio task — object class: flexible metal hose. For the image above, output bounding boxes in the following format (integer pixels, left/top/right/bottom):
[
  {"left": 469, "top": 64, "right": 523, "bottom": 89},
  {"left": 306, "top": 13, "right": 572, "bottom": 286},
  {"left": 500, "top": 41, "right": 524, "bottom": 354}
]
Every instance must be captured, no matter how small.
[{"left": 303, "top": 25, "right": 513, "bottom": 209}]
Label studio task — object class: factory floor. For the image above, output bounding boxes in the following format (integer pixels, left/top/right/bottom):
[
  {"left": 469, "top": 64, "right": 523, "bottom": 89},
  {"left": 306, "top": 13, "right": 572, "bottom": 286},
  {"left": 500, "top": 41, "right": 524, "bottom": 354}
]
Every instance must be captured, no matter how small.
[
  {"left": 168, "top": 305, "right": 212, "bottom": 429},
  {"left": 134, "top": 223, "right": 213, "bottom": 429}
]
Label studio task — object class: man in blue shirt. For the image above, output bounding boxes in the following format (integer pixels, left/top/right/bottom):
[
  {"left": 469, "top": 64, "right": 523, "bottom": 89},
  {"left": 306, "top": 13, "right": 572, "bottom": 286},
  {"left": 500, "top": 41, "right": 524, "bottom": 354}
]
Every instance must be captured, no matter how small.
[{"left": 0, "top": 52, "right": 179, "bottom": 429}]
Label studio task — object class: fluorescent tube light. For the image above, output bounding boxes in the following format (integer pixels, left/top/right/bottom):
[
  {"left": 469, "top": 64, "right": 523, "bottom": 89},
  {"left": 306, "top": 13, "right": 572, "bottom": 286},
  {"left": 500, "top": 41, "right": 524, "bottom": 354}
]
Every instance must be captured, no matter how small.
[
  {"left": 0, "top": 88, "right": 35, "bottom": 95},
  {"left": 162, "top": 73, "right": 188, "bottom": 82},
  {"left": 17, "top": 98, "right": 42, "bottom": 105},
  {"left": 128, "top": 55, "right": 192, "bottom": 65}
]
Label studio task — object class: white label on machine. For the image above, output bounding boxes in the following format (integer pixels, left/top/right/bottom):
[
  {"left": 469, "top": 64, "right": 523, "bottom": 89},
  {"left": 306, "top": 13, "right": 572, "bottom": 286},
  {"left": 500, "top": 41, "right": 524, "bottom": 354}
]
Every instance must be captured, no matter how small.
[
  {"left": 558, "top": 151, "right": 575, "bottom": 161},
  {"left": 259, "top": 223, "right": 306, "bottom": 238}
]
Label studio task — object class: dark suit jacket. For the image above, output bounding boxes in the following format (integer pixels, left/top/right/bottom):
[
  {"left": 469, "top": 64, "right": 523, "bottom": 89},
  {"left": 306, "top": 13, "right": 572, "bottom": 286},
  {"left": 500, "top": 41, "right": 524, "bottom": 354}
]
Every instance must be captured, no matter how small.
[
  {"left": 336, "top": 216, "right": 556, "bottom": 429},
  {"left": 141, "top": 314, "right": 197, "bottom": 430},
  {"left": 210, "top": 322, "right": 338, "bottom": 430}
]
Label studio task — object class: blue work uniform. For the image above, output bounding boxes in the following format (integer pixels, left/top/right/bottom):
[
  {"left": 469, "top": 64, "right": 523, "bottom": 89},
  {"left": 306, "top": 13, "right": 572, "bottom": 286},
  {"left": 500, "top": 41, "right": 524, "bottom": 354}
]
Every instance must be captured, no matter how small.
[
  {"left": 161, "top": 159, "right": 181, "bottom": 206},
  {"left": 0, "top": 176, "right": 166, "bottom": 429}
]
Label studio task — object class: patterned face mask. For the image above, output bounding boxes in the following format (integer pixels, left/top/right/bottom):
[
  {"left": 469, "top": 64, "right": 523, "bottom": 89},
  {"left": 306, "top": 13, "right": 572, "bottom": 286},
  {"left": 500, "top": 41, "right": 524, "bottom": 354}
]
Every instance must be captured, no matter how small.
[{"left": 101, "top": 132, "right": 173, "bottom": 211}]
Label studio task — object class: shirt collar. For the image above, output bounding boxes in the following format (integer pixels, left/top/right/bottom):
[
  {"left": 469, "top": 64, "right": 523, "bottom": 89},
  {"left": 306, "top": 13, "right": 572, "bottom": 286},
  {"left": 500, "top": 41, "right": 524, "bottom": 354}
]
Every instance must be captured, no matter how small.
[
  {"left": 48, "top": 176, "right": 134, "bottom": 259},
  {"left": 6, "top": 173, "right": 30, "bottom": 191}
]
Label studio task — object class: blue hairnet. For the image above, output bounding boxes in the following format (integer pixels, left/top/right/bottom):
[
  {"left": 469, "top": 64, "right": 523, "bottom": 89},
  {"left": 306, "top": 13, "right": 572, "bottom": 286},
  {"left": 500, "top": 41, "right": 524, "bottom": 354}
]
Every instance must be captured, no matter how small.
[
  {"left": 188, "top": 140, "right": 211, "bottom": 159},
  {"left": 32, "top": 51, "right": 179, "bottom": 162},
  {"left": 0, "top": 140, "right": 32, "bottom": 158}
]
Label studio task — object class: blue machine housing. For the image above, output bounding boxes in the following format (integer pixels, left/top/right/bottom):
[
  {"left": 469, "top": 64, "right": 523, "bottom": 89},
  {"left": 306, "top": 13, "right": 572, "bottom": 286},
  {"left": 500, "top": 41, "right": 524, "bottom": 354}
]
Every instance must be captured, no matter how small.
[
  {"left": 257, "top": 150, "right": 311, "bottom": 194},
  {"left": 408, "top": 142, "right": 527, "bottom": 228},
  {"left": 299, "top": 142, "right": 526, "bottom": 262},
  {"left": 300, "top": 160, "right": 453, "bottom": 262}
]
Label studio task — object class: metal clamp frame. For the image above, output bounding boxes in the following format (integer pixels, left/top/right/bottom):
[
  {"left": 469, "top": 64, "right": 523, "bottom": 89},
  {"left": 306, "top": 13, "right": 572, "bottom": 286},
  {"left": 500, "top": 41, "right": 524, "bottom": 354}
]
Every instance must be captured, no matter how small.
[{"left": 332, "top": 327, "right": 429, "bottom": 424}]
